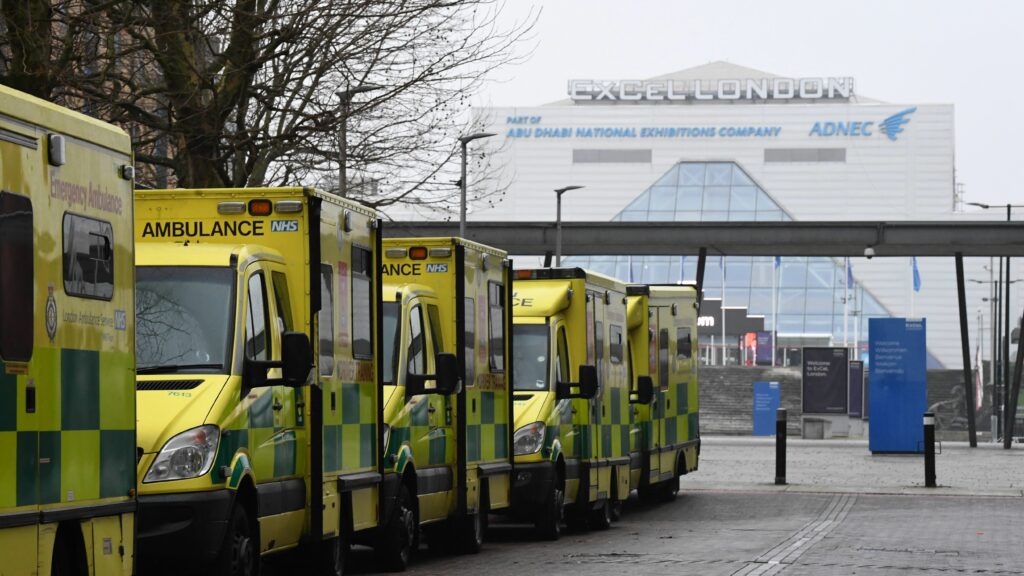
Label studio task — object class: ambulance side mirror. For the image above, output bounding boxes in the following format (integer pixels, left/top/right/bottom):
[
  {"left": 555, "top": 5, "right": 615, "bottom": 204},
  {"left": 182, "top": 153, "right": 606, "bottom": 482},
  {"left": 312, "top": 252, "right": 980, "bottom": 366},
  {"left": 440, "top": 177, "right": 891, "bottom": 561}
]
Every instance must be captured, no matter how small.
[
  {"left": 630, "top": 375, "right": 654, "bottom": 405},
  {"left": 406, "top": 352, "right": 460, "bottom": 397},
  {"left": 242, "top": 331, "right": 312, "bottom": 395},
  {"left": 555, "top": 364, "right": 598, "bottom": 400},
  {"left": 280, "top": 332, "right": 313, "bottom": 386}
]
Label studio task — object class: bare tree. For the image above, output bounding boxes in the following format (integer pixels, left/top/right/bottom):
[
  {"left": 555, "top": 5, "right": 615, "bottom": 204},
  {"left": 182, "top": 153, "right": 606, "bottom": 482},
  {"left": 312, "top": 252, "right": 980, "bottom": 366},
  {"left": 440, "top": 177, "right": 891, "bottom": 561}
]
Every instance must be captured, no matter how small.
[{"left": 0, "top": 0, "right": 534, "bottom": 211}]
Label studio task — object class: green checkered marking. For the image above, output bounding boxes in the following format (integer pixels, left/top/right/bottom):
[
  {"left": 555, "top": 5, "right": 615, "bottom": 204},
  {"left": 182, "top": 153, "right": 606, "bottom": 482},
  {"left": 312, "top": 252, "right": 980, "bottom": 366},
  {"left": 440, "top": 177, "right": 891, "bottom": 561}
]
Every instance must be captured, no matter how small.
[
  {"left": 467, "top": 424, "right": 481, "bottom": 462},
  {"left": 273, "top": 430, "right": 297, "bottom": 477},
  {"left": 619, "top": 426, "right": 630, "bottom": 457},
  {"left": 61, "top": 349, "right": 99, "bottom": 430},
  {"left": 665, "top": 413, "right": 677, "bottom": 446},
  {"left": 341, "top": 383, "right": 362, "bottom": 424},
  {"left": 249, "top": 390, "right": 274, "bottom": 429},
  {"left": 676, "top": 382, "right": 689, "bottom": 415},
  {"left": 688, "top": 412, "right": 699, "bottom": 440},
  {"left": 0, "top": 371, "right": 15, "bottom": 431},
  {"left": 212, "top": 429, "right": 248, "bottom": 483},
  {"left": 324, "top": 425, "right": 342, "bottom": 472},
  {"left": 100, "top": 429, "right": 134, "bottom": 498},
  {"left": 360, "top": 422, "right": 375, "bottom": 467},
  {"left": 16, "top": 431, "right": 37, "bottom": 506},
  {"left": 39, "top": 431, "right": 61, "bottom": 504},
  {"left": 494, "top": 423, "right": 508, "bottom": 458},
  {"left": 428, "top": 430, "right": 446, "bottom": 465},
  {"left": 481, "top": 392, "right": 495, "bottom": 424},
  {"left": 610, "top": 388, "right": 622, "bottom": 425},
  {"left": 601, "top": 425, "right": 612, "bottom": 458}
]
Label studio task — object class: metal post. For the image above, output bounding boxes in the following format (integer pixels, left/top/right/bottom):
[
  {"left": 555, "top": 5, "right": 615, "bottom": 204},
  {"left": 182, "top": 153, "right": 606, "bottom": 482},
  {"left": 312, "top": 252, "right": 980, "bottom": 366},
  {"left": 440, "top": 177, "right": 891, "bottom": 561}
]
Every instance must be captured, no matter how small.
[
  {"left": 923, "top": 412, "right": 936, "bottom": 487},
  {"left": 991, "top": 257, "right": 998, "bottom": 441},
  {"left": 1005, "top": 255, "right": 1011, "bottom": 447},
  {"left": 1004, "top": 311, "right": 1024, "bottom": 449},
  {"left": 955, "top": 254, "right": 978, "bottom": 447},
  {"left": 459, "top": 140, "right": 467, "bottom": 238},
  {"left": 555, "top": 190, "right": 562, "bottom": 267},
  {"left": 997, "top": 258, "right": 1003, "bottom": 440},
  {"left": 775, "top": 408, "right": 787, "bottom": 485}
]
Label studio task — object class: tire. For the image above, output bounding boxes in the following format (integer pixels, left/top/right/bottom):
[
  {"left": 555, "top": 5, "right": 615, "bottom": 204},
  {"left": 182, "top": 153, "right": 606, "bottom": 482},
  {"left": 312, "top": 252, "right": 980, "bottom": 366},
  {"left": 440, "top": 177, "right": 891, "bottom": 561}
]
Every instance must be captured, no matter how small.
[
  {"left": 534, "top": 477, "right": 564, "bottom": 541},
  {"left": 215, "top": 504, "right": 259, "bottom": 576},
  {"left": 51, "top": 524, "right": 87, "bottom": 576},
  {"left": 458, "top": 508, "right": 485, "bottom": 555},
  {"left": 589, "top": 499, "right": 612, "bottom": 530},
  {"left": 379, "top": 484, "right": 417, "bottom": 571},
  {"left": 320, "top": 535, "right": 346, "bottom": 576},
  {"left": 658, "top": 473, "right": 680, "bottom": 502}
]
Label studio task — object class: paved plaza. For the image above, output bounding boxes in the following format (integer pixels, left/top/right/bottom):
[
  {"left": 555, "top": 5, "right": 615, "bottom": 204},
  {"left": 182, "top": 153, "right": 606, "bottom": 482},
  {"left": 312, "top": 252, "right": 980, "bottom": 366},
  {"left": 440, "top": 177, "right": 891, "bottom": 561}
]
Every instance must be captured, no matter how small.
[{"left": 332, "top": 436, "right": 1024, "bottom": 575}]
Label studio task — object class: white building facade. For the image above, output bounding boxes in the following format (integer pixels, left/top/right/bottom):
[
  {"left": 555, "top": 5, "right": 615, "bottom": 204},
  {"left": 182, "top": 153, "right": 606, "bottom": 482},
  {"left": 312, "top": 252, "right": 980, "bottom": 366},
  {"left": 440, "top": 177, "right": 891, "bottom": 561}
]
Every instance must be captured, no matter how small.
[{"left": 452, "top": 62, "right": 1016, "bottom": 369}]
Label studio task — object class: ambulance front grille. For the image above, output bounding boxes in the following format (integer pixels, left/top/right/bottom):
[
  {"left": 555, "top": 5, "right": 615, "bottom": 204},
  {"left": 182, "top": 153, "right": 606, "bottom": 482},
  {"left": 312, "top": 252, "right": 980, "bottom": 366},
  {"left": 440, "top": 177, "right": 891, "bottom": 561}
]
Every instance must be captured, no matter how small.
[{"left": 136, "top": 379, "right": 204, "bottom": 391}]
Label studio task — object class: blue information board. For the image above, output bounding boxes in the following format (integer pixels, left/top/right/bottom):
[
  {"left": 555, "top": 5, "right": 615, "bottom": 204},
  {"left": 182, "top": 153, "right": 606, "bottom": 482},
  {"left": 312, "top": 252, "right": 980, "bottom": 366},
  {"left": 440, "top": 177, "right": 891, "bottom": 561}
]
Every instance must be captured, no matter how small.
[
  {"left": 753, "top": 381, "right": 781, "bottom": 436},
  {"left": 869, "top": 318, "right": 927, "bottom": 453}
]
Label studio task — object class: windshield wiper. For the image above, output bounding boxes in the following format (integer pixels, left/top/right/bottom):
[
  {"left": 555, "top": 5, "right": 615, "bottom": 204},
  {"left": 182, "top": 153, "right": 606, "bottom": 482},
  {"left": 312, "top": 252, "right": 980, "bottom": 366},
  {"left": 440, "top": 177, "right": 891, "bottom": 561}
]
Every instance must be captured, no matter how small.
[{"left": 136, "top": 363, "right": 224, "bottom": 374}]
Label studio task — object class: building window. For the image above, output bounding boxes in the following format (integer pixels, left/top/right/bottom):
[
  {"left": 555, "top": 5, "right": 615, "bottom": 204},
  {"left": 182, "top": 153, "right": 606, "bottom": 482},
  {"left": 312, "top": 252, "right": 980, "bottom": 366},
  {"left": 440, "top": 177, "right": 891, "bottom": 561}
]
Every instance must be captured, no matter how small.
[
  {"left": 63, "top": 213, "right": 113, "bottom": 300},
  {"left": 0, "top": 192, "right": 33, "bottom": 361}
]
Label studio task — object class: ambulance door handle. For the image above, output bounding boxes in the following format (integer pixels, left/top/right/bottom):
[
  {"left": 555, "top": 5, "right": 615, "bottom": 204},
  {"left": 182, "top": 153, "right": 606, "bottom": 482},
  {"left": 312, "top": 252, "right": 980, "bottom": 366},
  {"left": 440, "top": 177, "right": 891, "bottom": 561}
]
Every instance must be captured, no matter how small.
[
  {"left": 427, "top": 405, "right": 437, "bottom": 414},
  {"left": 272, "top": 401, "right": 284, "bottom": 411}
]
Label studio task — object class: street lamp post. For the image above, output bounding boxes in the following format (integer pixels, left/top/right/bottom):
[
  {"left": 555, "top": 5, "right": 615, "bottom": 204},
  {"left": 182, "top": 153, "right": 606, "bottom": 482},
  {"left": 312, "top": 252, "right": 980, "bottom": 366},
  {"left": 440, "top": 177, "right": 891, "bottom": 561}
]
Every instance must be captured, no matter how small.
[
  {"left": 336, "top": 84, "right": 383, "bottom": 198},
  {"left": 457, "top": 132, "right": 496, "bottom": 238},
  {"left": 554, "top": 186, "right": 584, "bottom": 266},
  {"left": 967, "top": 202, "right": 1024, "bottom": 447}
]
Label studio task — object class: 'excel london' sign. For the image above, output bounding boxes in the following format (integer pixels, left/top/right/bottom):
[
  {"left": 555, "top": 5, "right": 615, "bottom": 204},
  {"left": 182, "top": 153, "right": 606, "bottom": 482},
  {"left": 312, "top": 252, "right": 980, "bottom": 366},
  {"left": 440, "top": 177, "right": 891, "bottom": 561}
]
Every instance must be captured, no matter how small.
[{"left": 568, "top": 77, "right": 855, "bottom": 103}]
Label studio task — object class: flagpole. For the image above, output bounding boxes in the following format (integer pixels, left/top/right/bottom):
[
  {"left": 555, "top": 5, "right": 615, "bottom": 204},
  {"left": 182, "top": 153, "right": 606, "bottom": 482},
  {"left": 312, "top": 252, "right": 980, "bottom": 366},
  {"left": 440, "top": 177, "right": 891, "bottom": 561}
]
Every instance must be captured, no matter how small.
[
  {"left": 910, "top": 257, "right": 916, "bottom": 318},
  {"left": 721, "top": 257, "right": 726, "bottom": 366},
  {"left": 844, "top": 257, "right": 850, "bottom": 347},
  {"left": 772, "top": 257, "right": 778, "bottom": 367}
]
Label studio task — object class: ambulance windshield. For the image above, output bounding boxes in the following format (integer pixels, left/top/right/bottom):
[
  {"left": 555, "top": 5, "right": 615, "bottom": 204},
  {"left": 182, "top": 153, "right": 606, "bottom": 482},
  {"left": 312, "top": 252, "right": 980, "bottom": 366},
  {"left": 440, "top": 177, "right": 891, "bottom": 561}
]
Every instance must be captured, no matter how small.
[
  {"left": 136, "top": 266, "right": 235, "bottom": 374},
  {"left": 513, "top": 324, "right": 549, "bottom": 391}
]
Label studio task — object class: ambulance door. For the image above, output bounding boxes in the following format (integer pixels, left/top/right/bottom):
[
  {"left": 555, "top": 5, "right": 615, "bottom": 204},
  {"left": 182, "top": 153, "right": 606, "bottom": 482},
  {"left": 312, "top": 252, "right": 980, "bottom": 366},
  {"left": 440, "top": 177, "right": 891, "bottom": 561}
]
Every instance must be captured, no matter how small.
[
  {"left": 656, "top": 308, "right": 675, "bottom": 476},
  {"left": 647, "top": 312, "right": 663, "bottom": 482},
  {"left": 241, "top": 266, "right": 285, "bottom": 483},
  {"left": 268, "top": 268, "right": 302, "bottom": 480}
]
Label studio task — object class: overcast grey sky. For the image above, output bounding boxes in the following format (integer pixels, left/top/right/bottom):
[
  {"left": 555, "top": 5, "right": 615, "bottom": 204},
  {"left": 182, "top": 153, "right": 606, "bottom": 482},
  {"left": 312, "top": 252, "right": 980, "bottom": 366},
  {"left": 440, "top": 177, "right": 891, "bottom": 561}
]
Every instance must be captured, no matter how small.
[{"left": 476, "top": 0, "right": 1023, "bottom": 210}]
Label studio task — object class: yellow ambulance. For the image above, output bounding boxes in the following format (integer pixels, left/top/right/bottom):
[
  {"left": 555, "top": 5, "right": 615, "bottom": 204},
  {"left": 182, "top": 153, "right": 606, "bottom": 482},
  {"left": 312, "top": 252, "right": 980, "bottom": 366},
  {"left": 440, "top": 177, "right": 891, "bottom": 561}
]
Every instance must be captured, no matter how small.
[
  {"left": 133, "top": 187, "right": 381, "bottom": 576},
  {"left": 377, "top": 237, "right": 512, "bottom": 567},
  {"left": 510, "top": 268, "right": 631, "bottom": 540},
  {"left": 625, "top": 285, "right": 700, "bottom": 501},
  {"left": 0, "top": 85, "right": 136, "bottom": 574}
]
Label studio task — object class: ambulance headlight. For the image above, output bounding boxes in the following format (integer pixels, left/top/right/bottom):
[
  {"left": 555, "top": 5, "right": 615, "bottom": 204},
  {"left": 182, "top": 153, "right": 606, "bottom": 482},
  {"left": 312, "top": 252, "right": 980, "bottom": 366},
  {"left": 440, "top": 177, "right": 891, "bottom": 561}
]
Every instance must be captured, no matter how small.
[
  {"left": 513, "top": 422, "right": 545, "bottom": 455},
  {"left": 144, "top": 425, "right": 220, "bottom": 483}
]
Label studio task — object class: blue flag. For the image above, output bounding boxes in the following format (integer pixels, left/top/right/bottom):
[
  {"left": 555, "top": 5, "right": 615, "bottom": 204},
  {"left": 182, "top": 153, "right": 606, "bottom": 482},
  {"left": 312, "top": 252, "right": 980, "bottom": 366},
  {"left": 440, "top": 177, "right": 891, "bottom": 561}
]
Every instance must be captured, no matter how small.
[
  {"left": 846, "top": 257, "right": 853, "bottom": 289},
  {"left": 912, "top": 257, "right": 921, "bottom": 292},
  {"left": 774, "top": 256, "right": 781, "bottom": 269}
]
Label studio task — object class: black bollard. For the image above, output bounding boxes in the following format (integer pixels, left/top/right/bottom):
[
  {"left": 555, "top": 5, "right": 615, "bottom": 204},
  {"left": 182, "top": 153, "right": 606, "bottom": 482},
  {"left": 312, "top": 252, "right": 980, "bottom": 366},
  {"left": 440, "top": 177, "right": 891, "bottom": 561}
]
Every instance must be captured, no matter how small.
[
  {"left": 924, "top": 412, "right": 936, "bottom": 488},
  {"left": 775, "top": 408, "right": 787, "bottom": 485}
]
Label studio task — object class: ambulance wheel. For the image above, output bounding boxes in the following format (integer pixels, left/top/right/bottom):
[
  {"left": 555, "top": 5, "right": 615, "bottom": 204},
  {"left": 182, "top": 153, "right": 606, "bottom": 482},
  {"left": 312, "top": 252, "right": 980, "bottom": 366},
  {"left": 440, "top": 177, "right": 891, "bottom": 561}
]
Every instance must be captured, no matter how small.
[
  {"left": 320, "top": 534, "right": 346, "bottom": 576},
  {"left": 534, "top": 479, "right": 564, "bottom": 540},
  {"left": 457, "top": 506, "right": 486, "bottom": 554},
  {"left": 217, "top": 504, "right": 259, "bottom": 576},
  {"left": 589, "top": 499, "right": 613, "bottom": 530},
  {"left": 52, "top": 523, "right": 87, "bottom": 576},
  {"left": 379, "top": 484, "right": 417, "bottom": 571},
  {"left": 658, "top": 474, "right": 680, "bottom": 502}
]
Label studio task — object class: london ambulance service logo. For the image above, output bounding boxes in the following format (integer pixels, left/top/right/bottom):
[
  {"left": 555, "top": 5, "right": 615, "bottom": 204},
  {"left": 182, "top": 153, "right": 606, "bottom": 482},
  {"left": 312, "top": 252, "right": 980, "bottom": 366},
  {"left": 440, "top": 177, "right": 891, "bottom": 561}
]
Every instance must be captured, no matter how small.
[
  {"left": 879, "top": 107, "right": 917, "bottom": 141},
  {"left": 45, "top": 283, "right": 57, "bottom": 341}
]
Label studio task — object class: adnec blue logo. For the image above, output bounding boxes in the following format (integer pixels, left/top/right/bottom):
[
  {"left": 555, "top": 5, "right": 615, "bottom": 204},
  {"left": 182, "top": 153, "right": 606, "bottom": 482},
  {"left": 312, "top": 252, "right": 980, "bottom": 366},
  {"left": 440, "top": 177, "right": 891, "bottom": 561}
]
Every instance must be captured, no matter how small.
[{"left": 808, "top": 107, "right": 916, "bottom": 141}]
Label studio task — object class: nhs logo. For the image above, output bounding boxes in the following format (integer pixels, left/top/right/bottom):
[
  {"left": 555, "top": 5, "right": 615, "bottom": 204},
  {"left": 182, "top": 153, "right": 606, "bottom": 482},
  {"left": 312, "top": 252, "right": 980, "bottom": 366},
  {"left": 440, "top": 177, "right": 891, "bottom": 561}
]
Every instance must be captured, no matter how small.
[
  {"left": 425, "top": 263, "right": 448, "bottom": 273},
  {"left": 271, "top": 220, "right": 299, "bottom": 232},
  {"left": 808, "top": 107, "right": 916, "bottom": 141}
]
